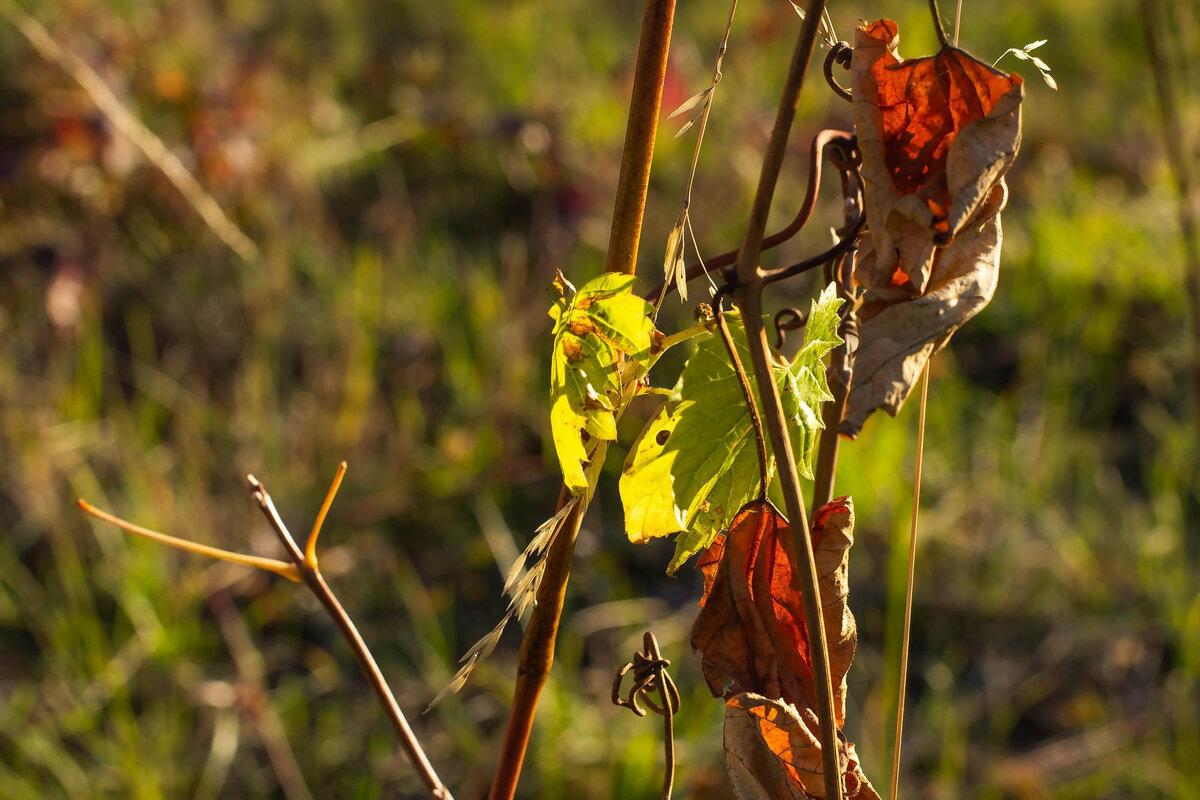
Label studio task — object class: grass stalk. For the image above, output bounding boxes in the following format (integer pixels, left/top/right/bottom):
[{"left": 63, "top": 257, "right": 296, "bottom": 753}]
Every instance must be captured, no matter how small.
[
  {"left": 888, "top": 362, "right": 930, "bottom": 800},
  {"left": 0, "top": 0, "right": 259, "bottom": 262}
]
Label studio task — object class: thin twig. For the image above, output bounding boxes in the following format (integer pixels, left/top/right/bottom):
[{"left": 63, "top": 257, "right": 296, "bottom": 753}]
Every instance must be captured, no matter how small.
[
  {"left": 646, "top": 129, "right": 853, "bottom": 303},
  {"left": 611, "top": 633, "right": 680, "bottom": 800},
  {"left": 0, "top": 0, "right": 259, "bottom": 262},
  {"left": 713, "top": 293, "right": 769, "bottom": 500},
  {"left": 927, "top": 0, "right": 952, "bottom": 50},
  {"left": 246, "top": 474, "right": 454, "bottom": 800},
  {"left": 888, "top": 363, "right": 930, "bottom": 800},
  {"left": 490, "top": 8, "right": 676, "bottom": 796},
  {"left": 305, "top": 461, "right": 346, "bottom": 567},
  {"left": 657, "top": 0, "right": 739, "bottom": 308},
  {"left": 953, "top": 0, "right": 963, "bottom": 46},
  {"left": 77, "top": 499, "right": 299, "bottom": 582},
  {"left": 79, "top": 471, "right": 454, "bottom": 800},
  {"left": 729, "top": 1, "right": 843, "bottom": 797}
]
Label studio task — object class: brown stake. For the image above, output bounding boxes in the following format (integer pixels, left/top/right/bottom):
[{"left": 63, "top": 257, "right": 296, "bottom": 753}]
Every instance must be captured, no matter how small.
[
  {"left": 729, "top": 1, "right": 844, "bottom": 798},
  {"left": 605, "top": 0, "right": 678, "bottom": 276},
  {"left": 490, "top": 2, "right": 675, "bottom": 798}
]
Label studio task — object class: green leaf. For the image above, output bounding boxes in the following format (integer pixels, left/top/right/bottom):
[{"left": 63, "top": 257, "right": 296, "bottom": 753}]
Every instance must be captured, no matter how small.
[
  {"left": 549, "top": 272, "right": 657, "bottom": 495},
  {"left": 620, "top": 284, "right": 843, "bottom": 572}
]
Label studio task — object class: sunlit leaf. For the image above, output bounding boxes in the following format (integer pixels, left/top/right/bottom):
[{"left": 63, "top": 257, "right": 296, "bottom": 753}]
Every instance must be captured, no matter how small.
[
  {"left": 620, "top": 285, "right": 842, "bottom": 570},
  {"left": 549, "top": 272, "right": 658, "bottom": 494}
]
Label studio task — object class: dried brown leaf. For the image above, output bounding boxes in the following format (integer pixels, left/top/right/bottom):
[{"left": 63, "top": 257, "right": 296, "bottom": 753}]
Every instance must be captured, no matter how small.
[
  {"left": 843, "top": 182, "right": 1008, "bottom": 436},
  {"left": 725, "top": 694, "right": 881, "bottom": 800},
  {"left": 691, "top": 498, "right": 872, "bottom": 797},
  {"left": 851, "top": 18, "right": 1022, "bottom": 297},
  {"left": 843, "top": 19, "right": 1024, "bottom": 435}
]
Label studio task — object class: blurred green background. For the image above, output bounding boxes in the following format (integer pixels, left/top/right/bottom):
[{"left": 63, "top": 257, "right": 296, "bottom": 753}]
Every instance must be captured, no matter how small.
[{"left": 1, "top": 0, "right": 1197, "bottom": 797}]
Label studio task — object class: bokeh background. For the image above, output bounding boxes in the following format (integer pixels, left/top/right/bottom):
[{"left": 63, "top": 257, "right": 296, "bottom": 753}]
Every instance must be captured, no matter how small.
[{"left": 2, "top": 0, "right": 1198, "bottom": 797}]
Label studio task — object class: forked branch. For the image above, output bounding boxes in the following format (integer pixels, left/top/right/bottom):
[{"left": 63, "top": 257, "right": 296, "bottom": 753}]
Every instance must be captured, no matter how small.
[{"left": 79, "top": 465, "right": 454, "bottom": 800}]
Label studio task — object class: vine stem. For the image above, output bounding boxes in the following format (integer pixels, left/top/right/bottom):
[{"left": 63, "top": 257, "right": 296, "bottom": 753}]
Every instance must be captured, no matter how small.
[
  {"left": 246, "top": 474, "right": 454, "bottom": 800},
  {"left": 810, "top": 256, "right": 855, "bottom": 515},
  {"left": 714, "top": 297, "right": 769, "bottom": 500},
  {"left": 489, "top": 3, "right": 675, "bottom": 798},
  {"left": 927, "top": 0, "right": 951, "bottom": 50},
  {"left": 646, "top": 129, "right": 852, "bottom": 303},
  {"left": 888, "top": 362, "right": 930, "bottom": 800},
  {"left": 730, "top": 1, "right": 843, "bottom": 798}
]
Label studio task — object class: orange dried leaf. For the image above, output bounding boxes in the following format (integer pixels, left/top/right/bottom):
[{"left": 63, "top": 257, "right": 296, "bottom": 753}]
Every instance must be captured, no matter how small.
[
  {"left": 844, "top": 19, "right": 1024, "bottom": 435},
  {"left": 725, "top": 693, "right": 880, "bottom": 800},
  {"left": 852, "top": 18, "right": 1022, "bottom": 296},
  {"left": 691, "top": 499, "right": 872, "bottom": 798}
]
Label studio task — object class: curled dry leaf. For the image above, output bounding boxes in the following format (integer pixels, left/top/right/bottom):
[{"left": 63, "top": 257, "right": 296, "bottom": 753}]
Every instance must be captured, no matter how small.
[
  {"left": 844, "top": 19, "right": 1023, "bottom": 436},
  {"left": 725, "top": 694, "right": 880, "bottom": 800},
  {"left": 691, "top": 498, "right": 877, "bottom": 798},
  {"left": 844, "top": 181, "right": 1008, "bottom": 436}
]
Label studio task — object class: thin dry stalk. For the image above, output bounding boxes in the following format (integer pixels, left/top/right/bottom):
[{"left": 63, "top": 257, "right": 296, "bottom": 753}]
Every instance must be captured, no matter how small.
[
  {"left": 888, "top": 363, "right": 931, "bottom": 800},
  {"left": 489, "top": 4, "right": 676, "bottom": 797},
  {"left": 0, "top": 0, "right": 259, "bottom": 262},
  {"left": 1140, "top": 0, "right": 1200, "bottom": 403},
  {"left": 729, "top": 0, "right": 843, "bottom": 796},
  {"left": 658, "top": 0, "right": 739, "bottom": 307}
]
